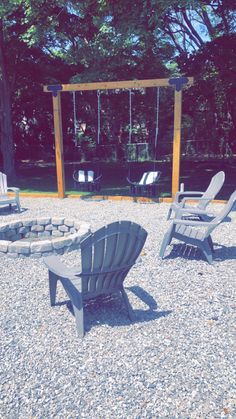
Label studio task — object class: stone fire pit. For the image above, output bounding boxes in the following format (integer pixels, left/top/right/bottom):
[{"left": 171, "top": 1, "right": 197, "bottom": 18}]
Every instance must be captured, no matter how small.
[{"left": 0, "top": 217, "right": 90, "bottom": 258}]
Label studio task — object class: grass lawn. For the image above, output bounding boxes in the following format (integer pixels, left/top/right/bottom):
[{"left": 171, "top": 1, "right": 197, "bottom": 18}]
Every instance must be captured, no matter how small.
[{"left": 15, "top": 159, "right": 235, "bottom": 200}]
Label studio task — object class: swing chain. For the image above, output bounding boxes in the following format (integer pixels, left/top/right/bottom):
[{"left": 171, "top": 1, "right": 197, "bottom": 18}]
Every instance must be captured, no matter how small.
[
  {"left": 129, "top": 88, "right": 132, "bottom": 144},
  {"left": 97, "top": 90, "right": 101, "bottom": 145},
  {"left": 154, "top": 87, "right": 160, "bottom": 151},
  {"left": 72, "top": 91, "right": 78, "bottom": 145}
]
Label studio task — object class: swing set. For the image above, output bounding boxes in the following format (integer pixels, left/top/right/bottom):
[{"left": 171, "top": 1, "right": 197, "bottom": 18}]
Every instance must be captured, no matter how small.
[
  {"left": 44, "top": 77, "right": 193, "bottom": 199},
  {"left": 71, "top": 86, "right": 158, "bottom": 193}
]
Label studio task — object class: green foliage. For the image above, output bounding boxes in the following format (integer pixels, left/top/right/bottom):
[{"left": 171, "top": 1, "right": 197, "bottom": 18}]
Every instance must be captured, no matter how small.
[
  {"left": 0, "top": 0, "right": 235, "bottom": 169},
  {"left": 178, "top": 34, "right": 236, "bottom": 156}
]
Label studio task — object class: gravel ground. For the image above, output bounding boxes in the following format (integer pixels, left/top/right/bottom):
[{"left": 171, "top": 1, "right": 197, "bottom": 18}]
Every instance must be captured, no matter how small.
[{"left": 0, "top": 197, "right": 236, "bottom": 418}]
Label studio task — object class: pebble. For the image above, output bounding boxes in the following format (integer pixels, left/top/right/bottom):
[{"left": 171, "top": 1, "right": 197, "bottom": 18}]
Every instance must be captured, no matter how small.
[{"left": 0, "top": 197, "right": 235, "bottom": 418}]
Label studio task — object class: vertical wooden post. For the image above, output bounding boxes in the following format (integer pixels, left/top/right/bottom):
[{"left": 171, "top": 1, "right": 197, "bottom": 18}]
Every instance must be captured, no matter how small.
[
  {"left": 52, "top": 93, "right": 65, "bottom": 198},
  {"left": 171, "top": 89, "right": 182, "bottom": 197}
]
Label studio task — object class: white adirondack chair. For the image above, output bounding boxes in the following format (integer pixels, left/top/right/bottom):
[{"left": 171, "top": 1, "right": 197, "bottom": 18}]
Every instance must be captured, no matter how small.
[
  {"left": 167, "top": 171, "right": 225, "bottom": 220},
  {"left": 0, "top": 172, "right": 21, "bottom": 212},
  {"left": 160, "top": 190, "right": 236, "bottom": 264}
]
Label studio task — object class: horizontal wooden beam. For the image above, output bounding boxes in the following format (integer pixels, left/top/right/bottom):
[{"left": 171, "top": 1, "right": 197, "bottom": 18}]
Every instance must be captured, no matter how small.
[{"left": 44, "top": 77, "right": 194, "bottom": 93}]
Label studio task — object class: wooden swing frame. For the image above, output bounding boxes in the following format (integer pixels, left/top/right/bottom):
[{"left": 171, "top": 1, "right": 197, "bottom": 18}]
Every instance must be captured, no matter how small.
[{"left": 44, "top": 77, "right": 193, "bottom": 199}]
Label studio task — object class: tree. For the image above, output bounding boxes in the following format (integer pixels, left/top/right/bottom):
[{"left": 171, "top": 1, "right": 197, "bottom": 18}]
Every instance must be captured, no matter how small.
[
  {"left": 0, "top": 0, "right": 81, "bottom": 178},
  {"left": 179, "top": 33, "right": 236, "bottom": 157},
  {"left": 1, "top": 0, "right": 235, "bottom": 175},
  {"left": 0, "top": 10, "right": 15, "bottom": 178}
]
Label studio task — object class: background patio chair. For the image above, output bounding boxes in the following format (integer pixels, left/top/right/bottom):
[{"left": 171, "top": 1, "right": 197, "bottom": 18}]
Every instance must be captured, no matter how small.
[
  {"left": 127, "top": 171, "right": 161, "bottom": 196},
  {"left": 73, "top": 169, "right": 102, "bottom": 192},
  {"left": 160, "top": 190, "right": 236, "bottom": 264},
  {"left": 167, "top": 171, "right": 225, "bottom": 220},
  {"left": 44, "top": 220, "right": 148, "bottom": 337},
  {"left": 0, "top": 172, "right": 21, "bottom": 212}
]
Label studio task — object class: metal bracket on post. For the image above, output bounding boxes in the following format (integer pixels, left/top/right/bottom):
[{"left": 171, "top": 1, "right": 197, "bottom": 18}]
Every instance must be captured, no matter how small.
[
  {"left": 47, "top": 85, "right": 63, "bottom": 97},
  {"left": 168, "top": 77, "right": 189, "bottom": 92}
]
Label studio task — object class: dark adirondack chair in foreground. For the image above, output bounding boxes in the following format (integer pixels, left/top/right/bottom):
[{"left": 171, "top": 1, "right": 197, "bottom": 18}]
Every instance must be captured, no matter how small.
[
  {"left": 167, "top": 171, "right": 225, "bottom": 220},
  {"left": 160, "top": 190, "right": 236, "bottom": 264},
  {"left": 0, "top": 172, "right": 21, "bottom": 212},
  {"left": 44, "top": 221, "right": 148, "bottom": 337}
]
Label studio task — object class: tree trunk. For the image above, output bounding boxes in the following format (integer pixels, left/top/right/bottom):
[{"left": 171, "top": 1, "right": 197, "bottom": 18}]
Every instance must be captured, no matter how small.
[{"left": 0, "top": 19, "right": 16, "bottom": 180}]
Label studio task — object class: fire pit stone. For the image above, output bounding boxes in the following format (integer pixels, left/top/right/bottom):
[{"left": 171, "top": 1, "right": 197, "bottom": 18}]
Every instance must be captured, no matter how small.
[{"left": 0, "top": 217, "right": 90, "bottom": 258}]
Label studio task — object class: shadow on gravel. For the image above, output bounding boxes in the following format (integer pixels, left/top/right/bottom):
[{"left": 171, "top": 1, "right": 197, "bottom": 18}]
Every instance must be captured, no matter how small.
[
  {"left": 60, "top": 288, "right": 172, "bottom": 333},
  {"left": 213, "top": 244, "right": 236, "bottom": 261},
  {"left": 127, "top": 285, "right": 158, "bottom": 310},
  {"left": 164, "top": 243, "right": 236, "bottom": 263},
  {"left": 0, "top": 207, "right": 28, "bottom": 215}
]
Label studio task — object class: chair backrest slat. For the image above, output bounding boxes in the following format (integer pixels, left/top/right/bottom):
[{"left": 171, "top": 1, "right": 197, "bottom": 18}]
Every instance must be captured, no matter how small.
[
  {"left": 139, "top": 172, "right": 148, "bottom": 185},
  {"left": 81, "top": 239, "right": 93, "bottom": 293},
  {"left": 78, "top": 170, "right": 86, "bottom": 182},
  {"left": 139, "top": 171, "right": 160, "bottom": 185},
  {"left": 0, "top": 172, "right": 7, "bottom": 195},
  {"left": 80, "top": 221, "right": 147, "bottom": 295},
  {"left": 124, "top": 223, "right": 146, "bottom": 263},
  {"left": 199, "top": 171, "right": 225, "bottom": 209},
  {"left": 87, "top": 171, "right": 94, "bottom": 182}
]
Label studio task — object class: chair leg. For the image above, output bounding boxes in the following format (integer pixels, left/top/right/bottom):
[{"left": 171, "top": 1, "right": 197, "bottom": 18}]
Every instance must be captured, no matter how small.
[
  {"left": 207, "top": 235, "right": 214, "bottom": 252},
  {"left": 61, "top": 278, "right": 84, "bottom": 337},
  {"left": 159, "top": 226, "right": 174, "bottom": 259},
  {"left": 71, "top": 298, "right": 84, "bottom": 338},
  {"left": 121, "top": 289, "right": 135, "bottom": 321},
  {"left": 201, "top": 240, "right": 213, "bottom": 264},
  {"left": 49, "top": 271, "right": 58, "bottom": 306},
  {"left": 166, "top": 207, "right": 172, "bottom": 220},
  {"left": 16, "top": 200, "right": 21, "bottom": 212}
]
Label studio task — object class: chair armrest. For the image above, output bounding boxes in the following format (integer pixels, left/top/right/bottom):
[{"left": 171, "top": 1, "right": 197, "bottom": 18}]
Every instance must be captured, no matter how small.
[
  {"left": 44, "top": 255, "right": 84, "bottom": 302},
  {"left": 173, "top": 218, "right": 218, "bottom": 227},
  {"left": 44, "top": 255, "right": 81, "bottom": 280},
  {"left": 181, "top": 196, "right": 212, "bottom": 206},
  {"left": 175, "top": 206, "right": 214, "bottom": 218},
  {"left": 7, "top": 187, "right": 20, "bottom": 194},
  {"left": 175, "top": 191, "right": 204, "bottom": 203}
]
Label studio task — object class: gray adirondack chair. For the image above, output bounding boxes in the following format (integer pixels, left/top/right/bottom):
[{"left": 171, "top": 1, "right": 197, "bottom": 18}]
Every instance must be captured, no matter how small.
[
  {"left": 0, "top": 172, "right": 21, "bottom": 212},
  {"left": 167, "top": 171, "right": 225, "bottom": 220},
  {"left": 160, "top": 190, "right": 236, "bottom": 264},
  {"left": 127, "top": 171, "right": 161, "bottom": 196},
  {"left": 44, "top": 220, "right": 148, "bottom": 337}
]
